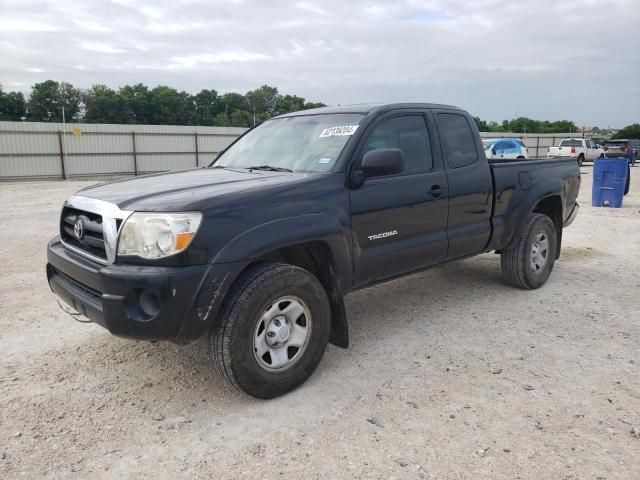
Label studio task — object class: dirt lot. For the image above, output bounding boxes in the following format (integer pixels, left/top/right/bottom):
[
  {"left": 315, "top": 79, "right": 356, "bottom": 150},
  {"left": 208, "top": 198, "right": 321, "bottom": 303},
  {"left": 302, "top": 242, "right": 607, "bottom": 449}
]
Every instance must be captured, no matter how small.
[{"left": 1, "top": 167, "right": 639, "bottom": 479}]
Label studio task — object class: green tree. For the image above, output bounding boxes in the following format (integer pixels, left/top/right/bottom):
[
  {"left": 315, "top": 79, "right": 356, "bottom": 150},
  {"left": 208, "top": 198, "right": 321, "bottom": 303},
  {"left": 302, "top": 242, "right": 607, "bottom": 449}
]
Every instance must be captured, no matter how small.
[
  {"left": 279, "top": 94, "right": 306, "bottom": 114},
  {"left": 147, "top": 85, "right": 191, "bottom": 125},
  {"left": 191, "top": 89, "right": 219, "bottom": 125},
  {"left": 0, "top": 86, "right": 27, "bottom": 120},
  {"left": 28, "top": 80, "right": 82, "bottom": 122},
  {"left": 245, "top": 85, "right": 281, "bottom": 120},
  {"left": 84, "top": 84, "right": 129, "bottom": 123},
  {"left": 473, "top": 116, "right": 489, "bottom": 131},
  {"left": 303, "top": 101, "right": 326, "bottom": 110},
  {"left": 219, "top": 92, "right": 246, "bottom": 112},
  {"left": 230, "top": 109, "right": 252, "bottom": 127},
  {"left": 613, "top": 124, "right": 640, "bottom": 139},
  {"left": 118, "top": 83, "right": 152, "bottom": 123}
]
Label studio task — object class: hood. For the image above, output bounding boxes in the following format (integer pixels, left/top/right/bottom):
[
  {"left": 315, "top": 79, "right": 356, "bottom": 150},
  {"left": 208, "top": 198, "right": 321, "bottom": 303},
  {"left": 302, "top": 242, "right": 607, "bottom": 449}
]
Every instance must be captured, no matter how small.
[{"left": 77, "top": 168, "right": 316, "bottom": 211}]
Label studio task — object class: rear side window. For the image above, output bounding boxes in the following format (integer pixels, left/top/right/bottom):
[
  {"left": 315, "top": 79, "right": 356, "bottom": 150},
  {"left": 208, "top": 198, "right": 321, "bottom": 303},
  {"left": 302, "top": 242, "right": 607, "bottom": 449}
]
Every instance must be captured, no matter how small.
[
  {"left": 437, "top": 113, "right": 478, "bottom": 168},
  {"left": 363, "top": 115, "right": 433, "bottom": 173},
  {"left": 559, "top": 139, "right": 582, "bottom": 147}
]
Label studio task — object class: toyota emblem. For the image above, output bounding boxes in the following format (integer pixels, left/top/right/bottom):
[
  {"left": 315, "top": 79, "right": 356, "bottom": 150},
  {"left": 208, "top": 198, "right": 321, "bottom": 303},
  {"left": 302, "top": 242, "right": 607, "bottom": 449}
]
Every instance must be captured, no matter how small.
[{"left": 73, "top": 218, "right": 84, "bottom": 240}]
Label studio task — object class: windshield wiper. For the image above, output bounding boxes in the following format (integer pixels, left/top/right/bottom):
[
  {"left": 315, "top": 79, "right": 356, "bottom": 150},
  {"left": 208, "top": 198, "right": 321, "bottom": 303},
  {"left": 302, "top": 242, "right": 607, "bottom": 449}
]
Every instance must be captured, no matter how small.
[{"left": 246, "top": 165, "right": 293, "bottom": 172}]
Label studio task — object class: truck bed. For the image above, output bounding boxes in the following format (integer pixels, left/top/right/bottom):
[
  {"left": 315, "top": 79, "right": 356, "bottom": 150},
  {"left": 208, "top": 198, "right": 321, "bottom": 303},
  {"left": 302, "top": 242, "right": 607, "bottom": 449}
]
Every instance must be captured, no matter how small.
[{"left": 487, "top": 156, "right": 581, "bottom": 252}]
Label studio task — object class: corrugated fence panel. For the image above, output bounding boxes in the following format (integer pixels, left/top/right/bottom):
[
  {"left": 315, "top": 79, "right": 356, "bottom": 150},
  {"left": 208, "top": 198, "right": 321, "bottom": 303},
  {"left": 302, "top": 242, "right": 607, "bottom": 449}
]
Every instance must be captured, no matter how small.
[
  {"left": 137, "top": 134, "right": 194, "bottom": 153},
  {"left": 65, "top": 155, "right": 134, "bottom": 176},
  {"left": 0, "top": 155, "right": 62, "bottom": 178},
  {"left": 137, "top": 153, "right": 197, "bottom": 173},
  {"left": 198, "top": 134, "right": 237, "bottom": 154},
  {"left": 1, "top": 121, "right": 248, "bottom": 180}
]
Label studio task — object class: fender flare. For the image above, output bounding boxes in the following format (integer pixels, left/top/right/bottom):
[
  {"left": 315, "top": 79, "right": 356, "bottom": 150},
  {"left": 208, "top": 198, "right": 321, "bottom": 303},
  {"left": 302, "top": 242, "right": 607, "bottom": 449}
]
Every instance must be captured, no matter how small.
[
  {"left": 212, "top": 214, "right": 354, "bottom": 348},
  {"left": 496, "top": 178, "right": 565, "bottom": 250},
  {"left": 212, "top": 214, "right": 353, "bottom": 288}
]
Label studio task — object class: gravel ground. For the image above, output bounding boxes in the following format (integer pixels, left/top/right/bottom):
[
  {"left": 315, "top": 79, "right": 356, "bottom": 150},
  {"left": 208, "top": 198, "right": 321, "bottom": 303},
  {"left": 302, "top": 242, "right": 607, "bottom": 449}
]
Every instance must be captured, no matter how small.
[{"left": 1, "top": 167, "right": 639, "bottom": 479}]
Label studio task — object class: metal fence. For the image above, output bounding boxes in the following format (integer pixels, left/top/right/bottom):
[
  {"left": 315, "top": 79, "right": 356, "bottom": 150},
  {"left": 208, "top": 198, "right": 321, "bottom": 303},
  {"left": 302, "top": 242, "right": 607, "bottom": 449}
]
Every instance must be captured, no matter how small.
[
  {"left": 0, "top": 121, "right": 247, "bottom": 180},
  {"left": 0, "top": 120, "right": 583, "bottom": 181}
]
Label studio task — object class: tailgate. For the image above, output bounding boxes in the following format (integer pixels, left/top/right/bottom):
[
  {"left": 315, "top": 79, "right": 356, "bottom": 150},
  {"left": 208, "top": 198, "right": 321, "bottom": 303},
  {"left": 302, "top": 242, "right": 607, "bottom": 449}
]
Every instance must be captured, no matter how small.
[{"left": 548, "top": 147, "right": 573, "bottom": 157}]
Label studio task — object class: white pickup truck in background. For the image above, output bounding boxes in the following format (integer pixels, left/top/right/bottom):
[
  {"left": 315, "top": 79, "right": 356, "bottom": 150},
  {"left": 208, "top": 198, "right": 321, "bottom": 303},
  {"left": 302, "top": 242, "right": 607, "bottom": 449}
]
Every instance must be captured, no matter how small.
[{"left": 547, "top": 138, "right": 604, "bottom": 166}]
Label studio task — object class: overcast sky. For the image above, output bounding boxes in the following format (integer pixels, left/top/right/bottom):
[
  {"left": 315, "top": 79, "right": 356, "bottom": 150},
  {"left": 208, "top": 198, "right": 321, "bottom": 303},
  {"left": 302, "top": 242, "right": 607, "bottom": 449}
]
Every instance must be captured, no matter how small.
[{"left": 1, "top": 0, "right": 638, "bottom": 127}]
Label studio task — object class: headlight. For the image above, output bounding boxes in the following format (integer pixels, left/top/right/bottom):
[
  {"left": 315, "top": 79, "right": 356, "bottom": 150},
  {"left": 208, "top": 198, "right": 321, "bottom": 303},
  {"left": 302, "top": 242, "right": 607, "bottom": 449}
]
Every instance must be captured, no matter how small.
[{"left": 117, "top": 212, "right": 202, "bottom": 259}]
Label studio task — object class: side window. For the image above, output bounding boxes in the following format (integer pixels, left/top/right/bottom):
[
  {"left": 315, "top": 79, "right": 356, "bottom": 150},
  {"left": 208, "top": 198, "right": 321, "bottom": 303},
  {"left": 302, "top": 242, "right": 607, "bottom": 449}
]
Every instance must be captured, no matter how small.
[
  {"left": 437, "top": 113, "right": 478, "bottom": 168},
  {"left": 363, "top": 115, "right": 433, "bottom": 174}
]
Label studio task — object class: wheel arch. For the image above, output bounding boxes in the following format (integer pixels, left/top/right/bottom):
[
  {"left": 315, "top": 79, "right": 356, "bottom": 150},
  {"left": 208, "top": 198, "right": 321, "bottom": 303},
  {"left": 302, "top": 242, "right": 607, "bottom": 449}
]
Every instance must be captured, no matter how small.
[
  {"left": 212, "top": 215, "right": 353, "bottom": 348},
  {"left": 531, "top": 194, "right": 563, "bottom": 259}
]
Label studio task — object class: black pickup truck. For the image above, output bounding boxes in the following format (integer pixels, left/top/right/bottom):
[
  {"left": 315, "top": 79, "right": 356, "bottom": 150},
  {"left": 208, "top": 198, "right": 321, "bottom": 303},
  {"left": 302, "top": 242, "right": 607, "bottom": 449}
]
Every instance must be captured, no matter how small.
[{"left": 47, "top": 103, "right": 580, "bottom": 398}]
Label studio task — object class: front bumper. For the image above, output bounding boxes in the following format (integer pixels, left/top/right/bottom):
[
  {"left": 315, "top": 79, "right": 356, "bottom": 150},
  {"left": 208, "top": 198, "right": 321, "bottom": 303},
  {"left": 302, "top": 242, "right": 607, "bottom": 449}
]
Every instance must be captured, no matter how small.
[{"left": 47, "top": 237, "right": 244, "bottom": 343}]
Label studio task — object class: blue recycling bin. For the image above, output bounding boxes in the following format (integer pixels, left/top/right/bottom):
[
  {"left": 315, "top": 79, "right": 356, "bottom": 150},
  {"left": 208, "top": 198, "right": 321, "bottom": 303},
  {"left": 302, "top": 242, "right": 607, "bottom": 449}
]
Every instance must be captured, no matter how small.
[{"left": 592, "top": 158, "right": 628, "bottom": 208}]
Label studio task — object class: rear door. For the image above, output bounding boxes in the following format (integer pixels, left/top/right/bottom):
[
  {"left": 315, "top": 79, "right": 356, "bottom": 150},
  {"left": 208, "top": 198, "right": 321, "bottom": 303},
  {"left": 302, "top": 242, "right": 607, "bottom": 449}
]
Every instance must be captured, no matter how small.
[
  {"left": 494, "top": 141, "right": 508, "bottom": 158},
  {"left": 432, "top": 110, "right": 493, "bottom": 259},
  {"left": 504, "top": 140, "right": 519, "bottom": 159},
  {"left": 349, "top": 112, "right": 449, "bottom": 286}
]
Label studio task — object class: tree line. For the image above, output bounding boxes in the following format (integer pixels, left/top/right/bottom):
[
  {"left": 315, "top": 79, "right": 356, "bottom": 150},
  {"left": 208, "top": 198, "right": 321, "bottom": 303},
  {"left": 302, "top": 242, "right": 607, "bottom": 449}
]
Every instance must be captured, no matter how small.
[
  {"left": 0, "top": 80, "right": 636, "bottom": 136},
  {"left": 472, "top": 116, "right": 581, "bottom": 134},
  {"left": 0, "top": 80, "right": 325, "bottom": 127}
]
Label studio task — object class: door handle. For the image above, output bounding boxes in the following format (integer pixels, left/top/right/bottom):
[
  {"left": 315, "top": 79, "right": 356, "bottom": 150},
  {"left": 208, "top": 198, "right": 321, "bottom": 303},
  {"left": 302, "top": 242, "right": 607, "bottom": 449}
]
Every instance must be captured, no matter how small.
[{"left": 429, "top": 185, "right": 443, "bottom": 198}]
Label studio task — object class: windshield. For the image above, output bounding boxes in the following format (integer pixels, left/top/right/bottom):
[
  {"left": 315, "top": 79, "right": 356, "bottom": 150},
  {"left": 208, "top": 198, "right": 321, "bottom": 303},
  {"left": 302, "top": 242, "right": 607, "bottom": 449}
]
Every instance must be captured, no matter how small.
[
  {"left": 482, "top": 140, "right": 494, "bottom": 149},
  {"left": 213, "top": 113, "right": 364, "bottom": 173}
]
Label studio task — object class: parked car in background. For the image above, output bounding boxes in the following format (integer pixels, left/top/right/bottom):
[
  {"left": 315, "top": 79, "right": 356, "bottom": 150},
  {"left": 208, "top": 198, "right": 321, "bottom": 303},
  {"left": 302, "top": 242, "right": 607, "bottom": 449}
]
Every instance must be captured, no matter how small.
[
  {"left": 628, "top": 139, "right": 640, "bottom": 163},
  {"left": 602, "top": 140, "right": 633, "bottom": 195},
  {"left": 590, "top": 137, "right": 608, "bottom": 147},
  {"left": 482, "top": 138, "right": 529, "bottom": 160},
  {"left": 548, "top": 138, "right": 604, "bottom": 166},
  {"left": 604, "top": 139, "right": 636, "bottom": 166}
]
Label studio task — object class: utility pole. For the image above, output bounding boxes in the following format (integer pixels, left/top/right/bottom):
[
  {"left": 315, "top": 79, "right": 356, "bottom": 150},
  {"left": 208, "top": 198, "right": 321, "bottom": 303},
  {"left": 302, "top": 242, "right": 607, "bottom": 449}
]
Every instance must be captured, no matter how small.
[{"left": 61, "top": 105, "right": 68, "bottom": 173}]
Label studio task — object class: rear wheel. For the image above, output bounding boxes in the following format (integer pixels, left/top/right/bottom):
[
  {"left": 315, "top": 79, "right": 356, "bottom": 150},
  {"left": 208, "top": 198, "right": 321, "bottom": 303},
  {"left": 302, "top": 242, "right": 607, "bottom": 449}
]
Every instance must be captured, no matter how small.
[
  {"left": 501, "top": 213, "right": 557, "bottom": 289},
  {"left": 210, "top": 263, "right": 331, "bottom": 398},
  {"left": 577, "top": 154, "right": 584, "bottom": 167}
]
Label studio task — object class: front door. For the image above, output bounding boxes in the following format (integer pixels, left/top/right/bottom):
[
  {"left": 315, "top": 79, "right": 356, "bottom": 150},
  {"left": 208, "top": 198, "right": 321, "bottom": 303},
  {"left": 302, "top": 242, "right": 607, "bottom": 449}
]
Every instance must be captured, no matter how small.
[{"left": 349, "top": 113, "right": 449, "bottom": 286}]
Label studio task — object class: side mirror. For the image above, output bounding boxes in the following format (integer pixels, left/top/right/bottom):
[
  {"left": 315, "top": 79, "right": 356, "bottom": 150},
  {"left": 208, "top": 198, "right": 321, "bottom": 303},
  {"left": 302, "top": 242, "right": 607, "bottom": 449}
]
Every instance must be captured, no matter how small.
[
  {"left": 491, "top": 149, "right": 497, "bottom": 156},
  {"left": 359, "top": 148, "right": 405, "bottom": 179}
]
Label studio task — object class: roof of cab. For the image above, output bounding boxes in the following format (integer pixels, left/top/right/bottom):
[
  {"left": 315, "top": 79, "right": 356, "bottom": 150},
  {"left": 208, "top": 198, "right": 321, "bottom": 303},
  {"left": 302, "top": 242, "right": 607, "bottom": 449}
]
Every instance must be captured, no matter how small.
[{"left": 274, "top": 102, "right": 464, "bottom": 118}]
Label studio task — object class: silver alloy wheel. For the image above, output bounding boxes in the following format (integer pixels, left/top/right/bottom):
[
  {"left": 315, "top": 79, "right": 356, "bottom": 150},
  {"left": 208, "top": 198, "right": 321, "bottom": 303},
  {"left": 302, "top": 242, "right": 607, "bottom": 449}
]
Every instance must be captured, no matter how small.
[
  {"left": 530, "top": 232, "right": 549, "bottom": 273},
  {"left": 253, "top": 296, "right": 312, "bottom": 371}
]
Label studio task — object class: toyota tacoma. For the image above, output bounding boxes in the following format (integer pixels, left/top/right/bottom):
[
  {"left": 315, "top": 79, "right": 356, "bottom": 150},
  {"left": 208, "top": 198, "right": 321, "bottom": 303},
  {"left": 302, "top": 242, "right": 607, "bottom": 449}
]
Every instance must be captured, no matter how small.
[{"left": 47, "top": 103, "right": 581, "bottom": 398}]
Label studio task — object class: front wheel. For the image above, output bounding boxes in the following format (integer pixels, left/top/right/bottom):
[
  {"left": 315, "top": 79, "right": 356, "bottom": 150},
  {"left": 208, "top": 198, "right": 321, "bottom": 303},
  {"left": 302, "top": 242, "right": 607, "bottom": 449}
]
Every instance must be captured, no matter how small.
[
  {"left": 210, "top": 263, "right": 331, "bottom": 398},
  {"left": 500, "top": 213, "right": 558, "bottom": 289}
]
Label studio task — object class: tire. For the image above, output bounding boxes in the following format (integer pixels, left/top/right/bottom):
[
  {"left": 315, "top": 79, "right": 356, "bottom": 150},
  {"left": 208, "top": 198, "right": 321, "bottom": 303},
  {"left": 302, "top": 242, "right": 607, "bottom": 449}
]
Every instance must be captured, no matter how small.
[
  {"left": 577, "top": 154, "right": 584, "bottom": 167},
  {"left": 624, "top": 164, "right": 630, "bottom": 195},
  {"left": 517, "top": 156, "right": 525, "bottom": 159},
  {"left": 500, "top": 213, "right": 557, "bottom": 290},
  {"left": 210, "top": 262, "right": 331, "bottom": 398}
]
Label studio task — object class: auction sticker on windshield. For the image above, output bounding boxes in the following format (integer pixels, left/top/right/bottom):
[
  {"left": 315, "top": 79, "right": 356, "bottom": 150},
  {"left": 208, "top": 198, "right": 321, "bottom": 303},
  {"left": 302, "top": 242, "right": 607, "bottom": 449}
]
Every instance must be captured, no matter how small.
[{"left": 319, "top": 125, "right": 359, "bottom": 138}]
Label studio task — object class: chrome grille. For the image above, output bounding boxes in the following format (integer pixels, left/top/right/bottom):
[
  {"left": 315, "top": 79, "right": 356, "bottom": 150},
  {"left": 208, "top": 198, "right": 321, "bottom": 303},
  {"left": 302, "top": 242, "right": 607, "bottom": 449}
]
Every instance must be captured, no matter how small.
[
  {"left": 60, "top": 196, "right": 132, "bottom": 265},
  {"left": 60, "top": 207, "right": 107, "bottom": 261}
]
